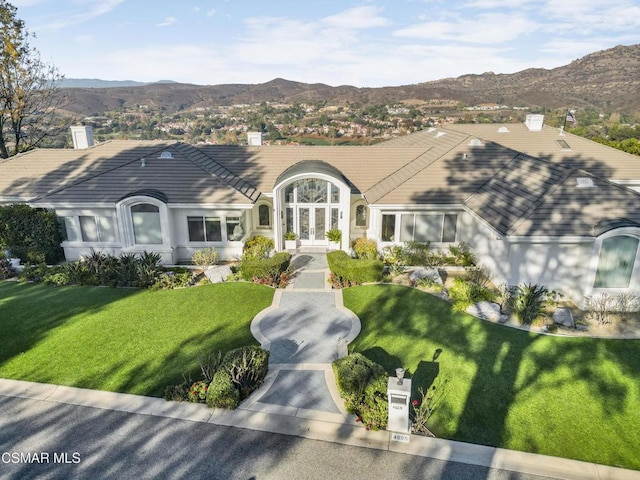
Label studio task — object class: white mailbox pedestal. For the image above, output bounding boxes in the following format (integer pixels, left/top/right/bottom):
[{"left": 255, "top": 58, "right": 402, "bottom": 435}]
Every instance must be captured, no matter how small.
[{"left": 387, "top": 377, "right": 412, "bottom": 433}]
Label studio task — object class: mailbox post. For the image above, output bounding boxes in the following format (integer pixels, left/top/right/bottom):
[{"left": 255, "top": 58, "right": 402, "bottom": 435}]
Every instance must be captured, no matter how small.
[{"left": 387, "top": 376, "right": 412, "bottom": 433}]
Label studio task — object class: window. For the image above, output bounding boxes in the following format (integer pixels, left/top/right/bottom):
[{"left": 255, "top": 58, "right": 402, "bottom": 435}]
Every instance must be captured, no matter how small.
[
  {"left": 226, "top": 214, "right": 245, "bottom": 241},
  {"left": 188, "top": 216, "right": 222, "bottom": 242},
  {"left": 79, "top": 216, "right": 115, "bottom": 242},
  {"left": 285, "top": 207, "right": 294, "bottom": 234},
  {"left": 355, "top": 205, "right": 367, "bottom": 227},
  {"left": 58, "top": 217, "right": 78, "bottom": 242},
  {"left": 131, "top": 204, "right": 162, "bottom": 245},
  {"left": 331, "top": 207, "right": 339, "bottom": 230},
  {"left": 594, "top": 235, "right": 639, "bottom": 288},
  {"left": 258, "top": 204, "right": 271, "bottom": 227},
  {"left": 381, "top": 214, "right": 396, "bottom": 242},
  {"left": 386, "top": 213, "right": 457, "bottom": 243}
]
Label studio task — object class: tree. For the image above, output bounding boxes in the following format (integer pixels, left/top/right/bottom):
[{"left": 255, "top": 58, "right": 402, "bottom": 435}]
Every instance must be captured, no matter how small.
[{"left": 0, "top": 1, "right": 66, "bottom": 158}]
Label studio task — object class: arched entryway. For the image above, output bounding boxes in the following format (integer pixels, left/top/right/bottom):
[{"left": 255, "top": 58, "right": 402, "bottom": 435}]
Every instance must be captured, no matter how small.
[{"left": 273, "top": 161, "right": 352, "bottom": 251}]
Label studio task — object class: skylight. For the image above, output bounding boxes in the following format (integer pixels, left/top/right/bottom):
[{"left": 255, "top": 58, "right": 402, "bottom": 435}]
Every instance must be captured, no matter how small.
[
  {"left": 556, "top": 139, "right": 571, "bottom": 150},
  {"left": 576, "top": 177, "right": 595, "bottom": 188},
  {"left": 497, "top": 127, "right": 510, "bottom": 133},
  {"left": 468, "top": 138, "right": 483, "bottom": 146}
]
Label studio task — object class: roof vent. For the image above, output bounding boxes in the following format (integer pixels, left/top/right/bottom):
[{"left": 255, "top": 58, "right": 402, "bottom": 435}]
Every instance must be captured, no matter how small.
[
  {"left": 468, "top": 138, "right": 483, "bottom": 146},
  {"left": 427, "top": 127, "right": 436, "bottom": 133},
  {"left": 497, "top": 126, "right": 510, "bottom": 133},
  {"left": 525, "top": 114, "right": 544, "bottom": 131},
  {"left": 576, "top": 177, "right": 595, "bottom": 188},
  {"left": 158, "top": 151, "right": 173, "bottom": 159},
  {"left": 140, "top": 158, "right": 146, "bottom": 168},
  {"left": 435, "top": 132, "right": 446, "bottom": 138}
]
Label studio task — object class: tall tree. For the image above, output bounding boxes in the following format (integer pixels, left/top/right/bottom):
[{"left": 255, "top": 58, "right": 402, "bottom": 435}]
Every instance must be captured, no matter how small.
[{"left": 0, "top": 1, "right": 66, "bottom": 158}]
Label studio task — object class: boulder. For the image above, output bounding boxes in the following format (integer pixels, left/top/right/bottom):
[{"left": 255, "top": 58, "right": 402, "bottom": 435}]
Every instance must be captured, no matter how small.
[
  {"left": 466, "top": 301, "right": 502, "bottom": 322},
  {"left": 553, "top": 307, "right": 574, "bottom": 328},
  {"left": 409, "top": 267, "right": 443, "bottom": 285},
  {"left": 205, "top": 265, "right": 233, "bottom": 283}
]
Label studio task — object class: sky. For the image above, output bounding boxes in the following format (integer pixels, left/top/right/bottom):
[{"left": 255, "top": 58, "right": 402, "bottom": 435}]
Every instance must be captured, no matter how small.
[{"left": 10, "top": 0, "right": 640, "bottom": 87}]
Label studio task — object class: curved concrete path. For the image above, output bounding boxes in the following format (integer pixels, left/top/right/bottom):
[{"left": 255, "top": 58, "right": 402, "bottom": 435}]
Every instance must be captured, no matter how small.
[{"left": 249, "top": 252, "right": 361, "bottom": 422}]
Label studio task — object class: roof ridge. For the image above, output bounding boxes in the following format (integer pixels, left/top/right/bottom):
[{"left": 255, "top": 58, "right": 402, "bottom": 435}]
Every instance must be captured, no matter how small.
[{"left": 173, "top": 143, "right": 260, "bottom": 203}]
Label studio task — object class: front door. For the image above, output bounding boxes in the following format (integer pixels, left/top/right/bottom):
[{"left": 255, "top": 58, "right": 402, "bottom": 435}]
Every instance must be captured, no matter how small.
[{"left": 298, "top": 206, "right": 328, "bottom": 246}]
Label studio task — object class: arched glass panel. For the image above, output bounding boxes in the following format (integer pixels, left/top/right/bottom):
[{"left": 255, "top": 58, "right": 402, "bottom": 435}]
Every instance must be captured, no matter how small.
[
  {"left": 594, "top": 235, "right": 639, "bottom": 288},
  {"left": 258, "top": 204, "right": 270, "bottom": 227},
  {"left": 131, "top": 203, "right": 162, "bottom": 245}
]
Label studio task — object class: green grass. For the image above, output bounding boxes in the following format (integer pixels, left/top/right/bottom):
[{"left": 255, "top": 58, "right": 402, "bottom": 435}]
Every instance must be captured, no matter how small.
[
  {"left": 344, "top": 285, "right": 640, "bottom": 470},
  {"left": 0, "top": 281, "right": 273, "bottom": 397}
]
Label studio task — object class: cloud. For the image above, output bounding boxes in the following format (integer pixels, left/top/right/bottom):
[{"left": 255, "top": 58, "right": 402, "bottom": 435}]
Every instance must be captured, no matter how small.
[
  {"left": 34, "top": 0, "right": 124, "bottom": 30},
  {"left": 321, "top": 6, "right": 391, "bottom": 29},
  {"left": 394, "top": 13, "right": 539, "bottom": 44},
  {"left": 206, "top": 9, "right": 216, "bottom": 18},
  {"left": 156, "top": 16, "right": 177, "bottom": 28}
]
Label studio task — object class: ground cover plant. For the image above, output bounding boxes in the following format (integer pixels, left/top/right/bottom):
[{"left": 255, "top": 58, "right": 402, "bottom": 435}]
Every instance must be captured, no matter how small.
[
  {"left": 343, "top": 284, "right": 640, "bottom": 470},
  {"left": 0, "top": 281, "right": 273, "bottom": 397}
]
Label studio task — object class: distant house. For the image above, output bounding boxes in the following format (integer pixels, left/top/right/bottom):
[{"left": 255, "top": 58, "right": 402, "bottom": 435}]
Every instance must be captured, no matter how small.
[{"left": 2, "top": 116, "right": 640, "bottom": 306}]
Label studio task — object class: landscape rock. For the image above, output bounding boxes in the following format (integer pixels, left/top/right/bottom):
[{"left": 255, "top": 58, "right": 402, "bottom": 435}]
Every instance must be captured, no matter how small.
[
  {"left": 553, "top": 307, "right": 574, "bottom": 328},
  {"left": 466, "top": 302, "right": 502, "bottom": 322},
  {"left": 205, "top": 265, "right": 232, "bottom": 283},
  {"left": 409, "top": 267, "right": 443, "bottom": 285}
]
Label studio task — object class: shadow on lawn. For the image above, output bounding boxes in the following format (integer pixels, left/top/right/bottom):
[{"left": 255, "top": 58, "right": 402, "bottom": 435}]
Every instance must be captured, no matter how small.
[
  {"left": 349, "top": 284, "right": 640, "bottom": 471},
  {"left": 0, "top": 282, "right": 138, "bottom": 368}
]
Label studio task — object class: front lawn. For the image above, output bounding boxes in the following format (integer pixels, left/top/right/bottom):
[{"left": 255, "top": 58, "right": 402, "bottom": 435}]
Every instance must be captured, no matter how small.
[
  {"left": 0, "top": 281, "right": 273, "bottom": 397},
  {"left": 344, "top": 285, "right": 640, "bottom": 470}
]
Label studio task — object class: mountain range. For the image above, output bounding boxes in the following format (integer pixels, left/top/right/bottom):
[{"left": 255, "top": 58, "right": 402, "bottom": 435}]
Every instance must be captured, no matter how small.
[{"left": 58, "top": 44, "right": 640, "bottom": 116}]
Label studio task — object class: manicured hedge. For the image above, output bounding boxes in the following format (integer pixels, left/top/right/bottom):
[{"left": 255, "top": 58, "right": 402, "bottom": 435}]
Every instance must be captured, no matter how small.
[
  {"left": 240, "top": 251, "right": 291, "bottom": 281},
  {"left": 0, "top": 204, "right": 62, "bottom": 264},
  {"left": 333, "top": 353, "right": 388, "bottom": 430},
  {"left": 327, "top": 250, "right": 384, "bottom": 285}
]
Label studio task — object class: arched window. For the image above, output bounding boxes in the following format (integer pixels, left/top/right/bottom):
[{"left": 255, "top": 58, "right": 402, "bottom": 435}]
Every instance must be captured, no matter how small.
[
  {"left": 131, "top": 204, "right": 162, "bottom": 245},
  {"left": 594, "top": 235, "right": 639, "bottom": 288},
  {"left": 258, "top": 204, "right": 271, "bottom": 227},
  {"left": 355, "top": 204, "right": 367, "bottom": 227}
]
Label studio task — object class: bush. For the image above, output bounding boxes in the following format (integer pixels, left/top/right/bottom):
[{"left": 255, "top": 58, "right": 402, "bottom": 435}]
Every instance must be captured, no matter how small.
[
  {"left": 205, "top": 346, "right": 269, "bottom": 410},
  {"left": 192, "top": 247, "right": 219, "bottom": 270},
  {"left": 243, "top": 236, "right": 274, "bottom": 260},
  {"left": 352, "top": 238, "right": 379, "bottom": 260},
  {"left": 240, "top": 251, "right": 291, "bottom": 285},
  {"left": 187, "top": 380, "right": 209, "bottom": 403},
  {"left": 333, "top": 353, "right": 385, "bottom": 397},
  {"left": 509, "top": 283, "right": 548, "bottom": 324},
  {"left": 0, "top": 257, "right": 16, "bottom": 280},
  {"left": 18, "top": 263, "right": 50, "bottom": 283},
  {"left": 151, "top": 271, "right": 193, "bottom": 290},
  {"left": 164, "top": 381, "right": 191, "bottom": 402},
  {"left": 449, "top": 271, "right": 497, "bottom": 312},
  {"left": 327, "top": 250, "right": 384, "bottom": 286},
  {"left": 206, "top": 370, "right": 240, "bottom": 409},
  {"left": 446, "top": 242, "right": 477, "bottom": 267},
  {"left": 333, "top": 353, "right": 388, "bottom": 430},
  {"left": 0, "top": 204, "right": 62, "bottom": 264}
]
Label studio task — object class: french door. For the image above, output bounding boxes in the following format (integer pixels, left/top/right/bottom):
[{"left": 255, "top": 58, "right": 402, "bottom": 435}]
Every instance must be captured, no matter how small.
[{"left": 298, "top": 206, "right": 328, "bottom": 246}]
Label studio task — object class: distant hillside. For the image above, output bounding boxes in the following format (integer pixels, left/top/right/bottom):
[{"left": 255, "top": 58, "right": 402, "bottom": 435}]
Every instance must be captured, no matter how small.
[{"left": 59, "top": 44, "right": 640, "bottom": 116}]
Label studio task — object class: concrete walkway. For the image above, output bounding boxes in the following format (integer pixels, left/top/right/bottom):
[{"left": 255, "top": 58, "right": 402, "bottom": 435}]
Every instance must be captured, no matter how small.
[{"left": 249, "top": 252, "right": 360, "bottom": 423}]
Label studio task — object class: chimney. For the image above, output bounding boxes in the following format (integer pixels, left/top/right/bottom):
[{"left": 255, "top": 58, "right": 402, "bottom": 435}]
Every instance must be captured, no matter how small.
[
  {"left": 247, "top": 131, "right": 263, "bottom": 146},
  {"left": 524, "top": 114, "right": 544, "bottom": 132},
  {"left": 71, "top": 125, "right": 95, "bottom": 149}
]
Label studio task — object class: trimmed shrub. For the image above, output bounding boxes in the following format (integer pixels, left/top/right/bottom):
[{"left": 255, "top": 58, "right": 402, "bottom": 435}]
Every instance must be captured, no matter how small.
[
  {"left": 242, "top": 235, "right": 274, "bottom": 260},
  {"left": 327, "top": 250, "right": 384, "bottom": 286},
  {"left": 206, "top": 370, "right": 240, "bottom": 409},
  {"left": 151, "top": 271, "right": 193, "bottom": 290},
  {"left": 352, "top": 238, "right": 379, "bottom": 260},
  {"left": 240, "top": 251, "right": 291, "bottom": 283},
  {"left": 164, "top": 381, "right": 190, "bottom": 402},
  {"left": 333, "top": 353, "right": 388, "bottom": 430}
]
